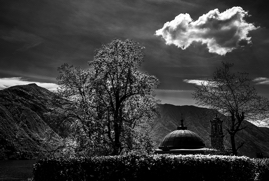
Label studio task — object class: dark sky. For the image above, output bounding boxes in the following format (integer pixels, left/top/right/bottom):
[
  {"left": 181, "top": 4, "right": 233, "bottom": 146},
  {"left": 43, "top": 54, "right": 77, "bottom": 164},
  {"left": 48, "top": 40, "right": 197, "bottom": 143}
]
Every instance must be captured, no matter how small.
[{"left": 0, "top": 0, "right": 269, "bottom": 105}]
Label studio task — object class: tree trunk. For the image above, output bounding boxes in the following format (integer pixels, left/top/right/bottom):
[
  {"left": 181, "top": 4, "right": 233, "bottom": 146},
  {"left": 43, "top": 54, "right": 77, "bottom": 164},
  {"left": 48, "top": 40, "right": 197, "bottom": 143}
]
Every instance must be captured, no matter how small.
[
  {"left": 127, "top": 132, "right": 133, "bottom": 151},
  {"left": 229, "top": 112, "right": 237, "bottom": 155},
  {"left": 230, "top": 133, "right": 237, "bottom": 155},
  {"left": 112, "top": 124, "right": 120, "bottom": 155}
]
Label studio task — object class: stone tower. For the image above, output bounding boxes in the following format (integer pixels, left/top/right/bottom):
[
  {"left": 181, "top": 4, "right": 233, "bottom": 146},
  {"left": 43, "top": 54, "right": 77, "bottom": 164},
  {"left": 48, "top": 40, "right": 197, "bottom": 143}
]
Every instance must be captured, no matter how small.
[{"left": 210, "top": 115, "right": 224, "bottom": 150}]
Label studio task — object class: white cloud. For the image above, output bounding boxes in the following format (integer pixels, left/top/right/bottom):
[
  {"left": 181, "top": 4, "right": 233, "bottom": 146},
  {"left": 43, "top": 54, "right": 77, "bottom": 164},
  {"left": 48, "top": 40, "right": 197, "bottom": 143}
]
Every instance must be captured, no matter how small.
[
  {"left": 253, "top": 77, "right": 269, "bottom": 85},
  {"left": 183, "top": 79, "right": 211, "bottom": 86},
  {"left": 155, "top": 6, "right": 258, "bottom": 55},
  {"left": 0, "top": 77, "right": 58, "bottom": 91}
]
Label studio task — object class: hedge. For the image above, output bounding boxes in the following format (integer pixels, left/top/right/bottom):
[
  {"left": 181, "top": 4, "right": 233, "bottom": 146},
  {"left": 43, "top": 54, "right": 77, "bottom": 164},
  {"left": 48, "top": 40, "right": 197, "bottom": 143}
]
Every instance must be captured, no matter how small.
[
  {"left": 254, "top": 158, "right": 269, "bottom": 181},
  {"left": 33, "top": 154, "right": 256, "bottom": 181}
]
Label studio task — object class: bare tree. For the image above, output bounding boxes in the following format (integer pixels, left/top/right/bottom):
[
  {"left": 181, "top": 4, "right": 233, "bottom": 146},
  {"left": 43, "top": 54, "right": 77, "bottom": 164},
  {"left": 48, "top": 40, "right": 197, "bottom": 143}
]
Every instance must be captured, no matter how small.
[{"left": 193, "top": 62, "right": 269, "bottom": 155}]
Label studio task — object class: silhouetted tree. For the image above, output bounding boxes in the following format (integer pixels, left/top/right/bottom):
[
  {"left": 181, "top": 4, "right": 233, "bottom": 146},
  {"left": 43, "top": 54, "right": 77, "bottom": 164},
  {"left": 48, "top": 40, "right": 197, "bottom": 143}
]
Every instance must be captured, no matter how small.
[
  {"left": 57, "top": 39, "right": 159, "bottom": 155},
  {"left": 193, "top": 62, "right": 269, "bottom": 155}
]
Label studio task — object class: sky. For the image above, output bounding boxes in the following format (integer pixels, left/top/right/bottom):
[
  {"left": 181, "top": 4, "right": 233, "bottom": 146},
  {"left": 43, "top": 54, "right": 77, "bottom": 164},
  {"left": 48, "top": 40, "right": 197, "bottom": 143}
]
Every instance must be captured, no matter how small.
[{"left": 0, "top": 0, "right": 269, "bottom": 106}]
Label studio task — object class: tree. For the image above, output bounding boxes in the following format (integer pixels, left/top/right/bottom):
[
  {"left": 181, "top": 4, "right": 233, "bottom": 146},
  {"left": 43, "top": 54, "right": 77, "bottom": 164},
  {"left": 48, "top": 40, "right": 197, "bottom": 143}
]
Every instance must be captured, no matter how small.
[
  {"left": 193, "top": 62, "right": 269, "bottom": 155},
  {"left": 57, "top": 39, "right": 159, "bottom": 155}
]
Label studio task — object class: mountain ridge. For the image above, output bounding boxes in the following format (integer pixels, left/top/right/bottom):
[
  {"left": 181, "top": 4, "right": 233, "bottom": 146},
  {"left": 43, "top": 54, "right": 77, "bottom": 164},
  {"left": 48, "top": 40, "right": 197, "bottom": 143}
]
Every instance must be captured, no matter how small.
[
  {"left": 152, "top": 104, "right": 269, "bottom": 157},
  {"left": 1, "top": 84, "right": 269, "bottom": 158},
  {"left": 0, "top": 84, "right": 66, "bottom": 159}
]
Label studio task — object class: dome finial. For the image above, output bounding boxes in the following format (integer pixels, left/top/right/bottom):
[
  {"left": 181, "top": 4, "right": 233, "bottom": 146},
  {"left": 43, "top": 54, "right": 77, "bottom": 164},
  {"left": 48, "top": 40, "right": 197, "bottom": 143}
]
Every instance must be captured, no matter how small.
[{"left": 177, "top": 118, "right": 187, "bottom": 130}]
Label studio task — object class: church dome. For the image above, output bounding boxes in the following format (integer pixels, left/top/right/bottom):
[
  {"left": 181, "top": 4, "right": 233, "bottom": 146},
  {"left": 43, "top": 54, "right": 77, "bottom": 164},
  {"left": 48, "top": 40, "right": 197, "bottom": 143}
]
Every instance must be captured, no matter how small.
[{"left": 159, "top": 121, "right": 205, "bottom": 150}]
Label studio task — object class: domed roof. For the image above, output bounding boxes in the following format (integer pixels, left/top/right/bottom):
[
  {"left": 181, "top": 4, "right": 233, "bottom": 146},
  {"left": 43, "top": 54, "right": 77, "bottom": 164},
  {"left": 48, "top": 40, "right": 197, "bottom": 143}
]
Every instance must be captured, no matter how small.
[{"left": 159, "top": 120, "right": 205, "bottom": 150}]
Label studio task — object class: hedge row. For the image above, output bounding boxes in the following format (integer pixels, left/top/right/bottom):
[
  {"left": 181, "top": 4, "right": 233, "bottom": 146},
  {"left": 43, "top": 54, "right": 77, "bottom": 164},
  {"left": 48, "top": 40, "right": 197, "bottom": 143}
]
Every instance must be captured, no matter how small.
[
  {"left": 33, "top": 154, "right": 260, "bottom": 181},
  {"left": 254, "top": 158, "right": 269, "bottom": 181}
]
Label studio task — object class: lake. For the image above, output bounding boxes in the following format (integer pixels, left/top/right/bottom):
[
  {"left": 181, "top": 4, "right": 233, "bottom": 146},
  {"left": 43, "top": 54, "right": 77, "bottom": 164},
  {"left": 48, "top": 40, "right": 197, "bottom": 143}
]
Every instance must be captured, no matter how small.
[{"left": 0, "top": 160, "right": 36, "bottom": 181}]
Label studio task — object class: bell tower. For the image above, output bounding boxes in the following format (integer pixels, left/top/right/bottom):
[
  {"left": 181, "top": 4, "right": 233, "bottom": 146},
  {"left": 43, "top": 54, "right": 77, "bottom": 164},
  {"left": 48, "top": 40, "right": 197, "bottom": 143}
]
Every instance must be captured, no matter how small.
[{"left": 210, "top": 115, "right": 224, "bottom": 150}]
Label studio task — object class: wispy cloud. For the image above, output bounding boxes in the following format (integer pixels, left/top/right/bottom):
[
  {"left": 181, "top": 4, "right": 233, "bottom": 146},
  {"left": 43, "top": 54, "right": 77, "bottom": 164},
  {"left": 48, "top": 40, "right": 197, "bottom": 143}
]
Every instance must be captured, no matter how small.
[
  {"left": 154, "top": 89, "right": 195, "bottom": 105},
  {"left": 183, "top": 79, "right": 211, "bottom": 86},
  {"left": 155, "top": 6, "right": 258, "bottom": 55},
  {"left": 253, "top": 77, "right": 269, "bottom": 85},
  {"left": 248, "top": 118, "right": 269, "bottom": 128},
  {"left": 0, "top": 77, "right": 58, "bottom": 91},
  {"left": 1, "top": 29, "right": 43, "bottom": 52}
]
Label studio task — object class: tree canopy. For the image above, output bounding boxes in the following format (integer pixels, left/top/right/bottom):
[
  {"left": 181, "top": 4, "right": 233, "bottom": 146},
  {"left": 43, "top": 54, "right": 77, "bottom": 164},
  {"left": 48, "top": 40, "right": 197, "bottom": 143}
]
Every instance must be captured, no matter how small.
[{"left": 57, "top": 39, "right": 159, "bottom": 156}]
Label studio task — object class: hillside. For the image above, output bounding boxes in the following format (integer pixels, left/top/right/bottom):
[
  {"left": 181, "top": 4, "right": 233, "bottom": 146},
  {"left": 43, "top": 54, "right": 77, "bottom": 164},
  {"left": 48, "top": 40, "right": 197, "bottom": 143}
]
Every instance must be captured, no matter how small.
[
  {"left": 1, "top": 84, "right": 269, "bottom": 158},
  {"left": 152, "top": 104, "right": 269, "bottom": 158},
  {"left": 0, "top": 84, "right": 70, "bottom": 159}
]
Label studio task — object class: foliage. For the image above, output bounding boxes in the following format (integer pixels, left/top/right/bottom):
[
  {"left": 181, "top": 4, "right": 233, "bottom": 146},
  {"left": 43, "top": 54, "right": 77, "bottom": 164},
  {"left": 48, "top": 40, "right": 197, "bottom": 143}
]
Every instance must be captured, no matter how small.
[
  {"left": 56, "top": 39, "right": 159, "bottom": 156},
  {"left": 33, "top": 154, "right": 256, "bottom": 181},
  {"left": 193, "top": 62, "right": 269, "bottom": 155}
]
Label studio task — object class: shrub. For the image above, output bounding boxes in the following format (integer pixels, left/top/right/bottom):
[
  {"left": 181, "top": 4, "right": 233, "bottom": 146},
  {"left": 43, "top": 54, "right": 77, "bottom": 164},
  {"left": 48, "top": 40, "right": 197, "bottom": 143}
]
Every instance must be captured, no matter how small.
[{"left": 33, "top": 154, "right": 256, "bottom": 181}]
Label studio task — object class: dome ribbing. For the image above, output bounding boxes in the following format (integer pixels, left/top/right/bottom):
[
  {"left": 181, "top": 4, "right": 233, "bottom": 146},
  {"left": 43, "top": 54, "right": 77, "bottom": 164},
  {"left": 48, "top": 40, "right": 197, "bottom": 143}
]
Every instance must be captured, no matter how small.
[
  {"left": 159, "top": 129, "right": 205, "bottom": 150},
  {"left": 159, "top": 119, "right": 205, "bottom": 150}
]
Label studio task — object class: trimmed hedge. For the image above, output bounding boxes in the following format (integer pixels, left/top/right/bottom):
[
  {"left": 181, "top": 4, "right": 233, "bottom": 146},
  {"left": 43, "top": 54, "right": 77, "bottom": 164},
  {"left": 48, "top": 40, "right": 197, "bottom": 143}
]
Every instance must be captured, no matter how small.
[
  {"left": 254, "top": 159, "right": 269, "bottom": 181},
  {"left": 33, "top": 154, "right": 256, "bottom": 181}
]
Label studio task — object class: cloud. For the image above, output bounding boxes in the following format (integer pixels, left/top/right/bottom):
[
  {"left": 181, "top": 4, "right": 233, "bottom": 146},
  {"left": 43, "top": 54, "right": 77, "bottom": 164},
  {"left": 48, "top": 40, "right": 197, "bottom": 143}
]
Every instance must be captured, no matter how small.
[
  {"left": 0, "top": 77, "right": 58, "bottom": 91},
  {"left": 248, "top": 119, "right": 269, "bottom": 128},
  {"left": 155, "top": 6, "right": 258, "bottom": 55},
  {"left": 253, "top": 77, "right": 269, "bottom": 85},
  {"left": 183, "top": 79, "right": 211, "bottom": 86}
]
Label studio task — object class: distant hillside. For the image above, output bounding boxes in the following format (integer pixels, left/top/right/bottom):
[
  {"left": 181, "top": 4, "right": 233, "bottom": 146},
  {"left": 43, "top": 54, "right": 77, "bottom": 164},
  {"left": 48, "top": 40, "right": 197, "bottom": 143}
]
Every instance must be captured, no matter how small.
[
  {"left": 151, "top": 104, "right": 269, "bottom": 158},
  {"left": 0, "top": 84, "right": 70, "bottom": 159},
  {"left": 1, "top": 84, "right": 269, "bottom": 159}
]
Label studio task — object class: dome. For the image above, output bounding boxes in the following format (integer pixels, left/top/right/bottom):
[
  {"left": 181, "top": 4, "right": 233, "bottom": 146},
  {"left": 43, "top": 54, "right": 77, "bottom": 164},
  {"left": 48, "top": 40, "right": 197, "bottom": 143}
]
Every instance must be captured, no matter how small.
[{"left": 159, "top": 121, "right": 205, "bottom": 150}]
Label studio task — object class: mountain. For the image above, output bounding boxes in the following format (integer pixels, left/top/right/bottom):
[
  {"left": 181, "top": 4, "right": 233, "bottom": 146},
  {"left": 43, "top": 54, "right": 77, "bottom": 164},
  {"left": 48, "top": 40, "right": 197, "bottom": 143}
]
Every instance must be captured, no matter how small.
[
  {"left": 152, "top": 104, "right": 269, "bottom": 158},
  {"left": 1, "top": 84, "right": 269, "bottom": 158},
  {"left": 0, "top": 84, "right": 70, "bottom": 159}
]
